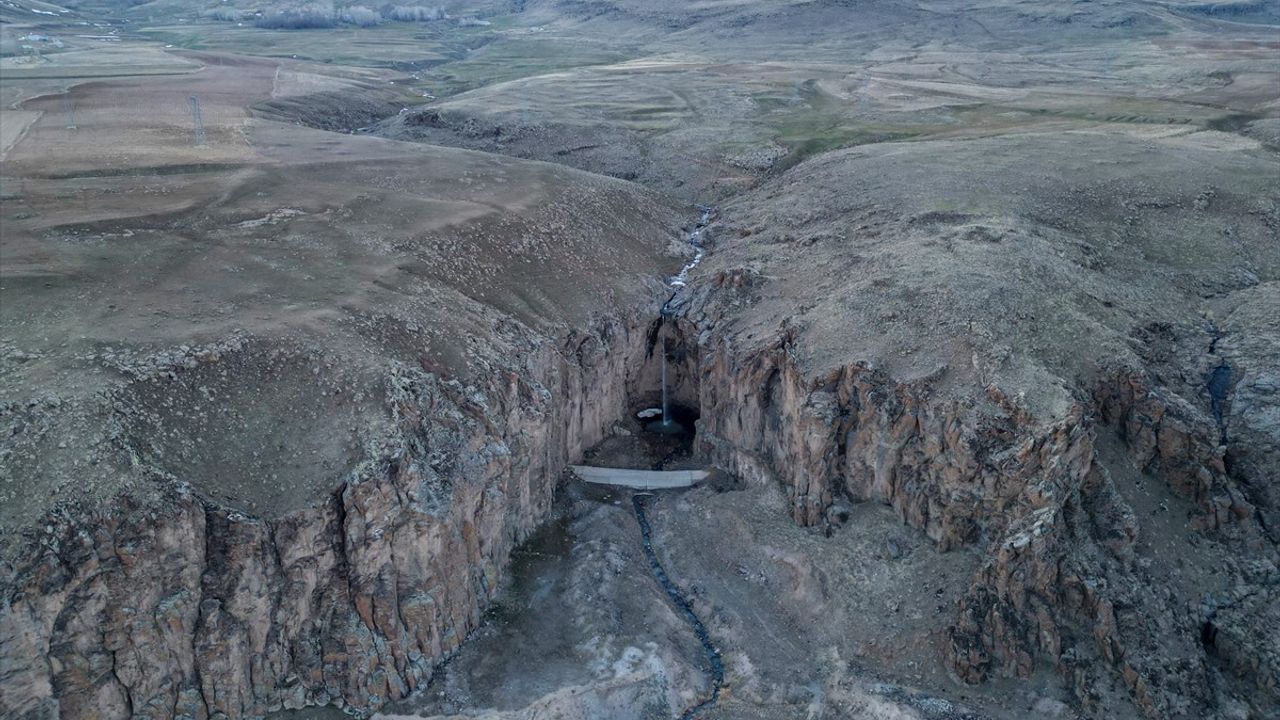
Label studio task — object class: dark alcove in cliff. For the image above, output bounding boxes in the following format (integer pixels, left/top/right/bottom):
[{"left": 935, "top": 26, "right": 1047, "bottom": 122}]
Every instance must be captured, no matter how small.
[
  {"left": 572, "top": 316, "right": 705, "bottom": 471},
  {"left": 631, "top": 317, "right": 701, "bottom": 427}
]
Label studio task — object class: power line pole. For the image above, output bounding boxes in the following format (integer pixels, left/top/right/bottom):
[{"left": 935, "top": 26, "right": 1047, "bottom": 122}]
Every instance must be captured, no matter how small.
[
  {"left": 63, "top": 95, "right": 76, "bottom": 130},
  {"left": 189, "top": 95, "right": 207, "bottom": 147}
]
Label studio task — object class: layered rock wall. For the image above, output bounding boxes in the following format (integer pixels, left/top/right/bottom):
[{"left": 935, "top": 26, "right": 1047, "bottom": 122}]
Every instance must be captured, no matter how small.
[
  {"left": 0, "top": 310, "right": 656, "bottom": 720},
  {"left": 681, "top": 315, "right": 1274, "bottom": 718}
]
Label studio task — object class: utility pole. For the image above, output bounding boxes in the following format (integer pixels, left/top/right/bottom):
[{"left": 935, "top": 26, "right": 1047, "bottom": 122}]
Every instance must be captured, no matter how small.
[
  {"left": 63, "top": 95, "right": 76, "bottom": 130},
  {"left": 189, "top": 95, "right": 207, "bottom": 147}
]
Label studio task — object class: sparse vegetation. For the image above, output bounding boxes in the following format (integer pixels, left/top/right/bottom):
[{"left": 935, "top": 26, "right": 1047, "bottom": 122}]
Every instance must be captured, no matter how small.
[
  {"left": 339, "top": 5, "right": 380, "bottom": 26},
  {"left": 255, "top": 3, "right": 338, "bottom": 29},
  {"left": 247, "top": 1, "right": 447, "bottom": 29},
  {"left": 385, "top": 4, "right": 445, "bottom": 21},
  {"left": 202, "top": 6, "right": 245, "bottom": 22}
]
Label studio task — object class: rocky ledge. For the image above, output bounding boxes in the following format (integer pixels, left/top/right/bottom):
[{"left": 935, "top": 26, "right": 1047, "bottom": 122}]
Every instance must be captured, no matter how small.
[
  {"left": 0, "top": 127, "right": 689, "bottom": 720},
  {"left": 1, "top": 307, "right": 664, "bottom": 719},
  {"left": 664, "top": 130, "right": 1279, "bottom": 718}
]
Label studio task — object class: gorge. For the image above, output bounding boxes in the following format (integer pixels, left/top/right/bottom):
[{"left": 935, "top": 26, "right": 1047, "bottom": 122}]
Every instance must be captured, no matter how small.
[{"left": 2, "top": 1, "right": 1278, "bottom": 719}]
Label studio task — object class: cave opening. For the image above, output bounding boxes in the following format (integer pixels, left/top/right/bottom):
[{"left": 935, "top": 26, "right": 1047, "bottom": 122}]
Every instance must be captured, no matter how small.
[
  {"left": 631, "top": 315, "right": 702, "bottom": 463},
  {"left": 580, "top": 316, "right": 704, "bottom": 471}
]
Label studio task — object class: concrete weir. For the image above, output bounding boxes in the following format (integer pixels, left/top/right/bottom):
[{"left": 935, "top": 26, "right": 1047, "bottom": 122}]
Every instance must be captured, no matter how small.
[{"left": 569, "top": 465, "right": 708, "bottom": 489}]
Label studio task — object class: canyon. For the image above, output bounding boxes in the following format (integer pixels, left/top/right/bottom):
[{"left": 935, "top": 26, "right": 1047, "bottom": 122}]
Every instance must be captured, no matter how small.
[{"left": 2, "top": 1, "right": 1278, "bottom": 719}]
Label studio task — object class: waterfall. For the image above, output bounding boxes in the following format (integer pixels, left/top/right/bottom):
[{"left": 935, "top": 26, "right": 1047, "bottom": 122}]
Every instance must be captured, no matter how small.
[
  {"left": 650, "top": 206, "right": 712, "bottom": 433},
  {"left": 661, "top": 330, "right": 670, "bottom": 427}
]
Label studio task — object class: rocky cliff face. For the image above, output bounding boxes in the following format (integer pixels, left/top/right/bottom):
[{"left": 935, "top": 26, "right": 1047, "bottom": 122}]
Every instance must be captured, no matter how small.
[
  {"left": 0, "top": 71, "right": 693, "bottom": 720},
  {"left": 3, "top": 53, "right": 1276, "bottom": 720},
  {"left": 0, "top": 307, "right": 661, "bottom": 720},
  {"left": 662, "top": 130, "right": 1279, "bottom": 718},
  {"left": 668, "top": 309, "right": 1276, "bottom": 718}
]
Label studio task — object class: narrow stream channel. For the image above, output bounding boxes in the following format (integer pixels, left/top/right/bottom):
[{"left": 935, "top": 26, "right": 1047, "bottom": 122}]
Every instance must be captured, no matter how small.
[
  {"left": 663, "top": 206, "right": 713, "bottom": 314},
  {"left": 632, "top": 494, "right": 725, "bottom": 719},
  {"left": 637, "top": 204, "right": 725, "bottom": 719}
]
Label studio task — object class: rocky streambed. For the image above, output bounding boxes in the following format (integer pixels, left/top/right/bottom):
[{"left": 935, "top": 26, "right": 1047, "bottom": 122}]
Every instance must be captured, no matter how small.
[{"left": 631, "top": 493, "right": 724, "bottom": 720}]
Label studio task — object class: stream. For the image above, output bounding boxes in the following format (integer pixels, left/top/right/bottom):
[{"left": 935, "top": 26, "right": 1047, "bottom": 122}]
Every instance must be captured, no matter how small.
[
  {"left": 632, "top": 494, "right": 725, "bottom": 719},
  {"left": 639, "top": 205, "right": 724, "bottom": 719},
  {"left": 663, "top": 206, "right": 713, "bottom": 314}
]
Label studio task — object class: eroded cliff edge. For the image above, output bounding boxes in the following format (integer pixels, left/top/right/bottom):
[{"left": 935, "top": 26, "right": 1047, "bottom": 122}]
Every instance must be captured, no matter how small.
[
  {"left": 3, "top": 87, "right": 1278, "bottom": 720},
  {"left": 2, "top": 315, "right": 660, "bottom": 719},
  {"left": 0, "top": 124, "right": 690, "bottom": 719},
  {"left": 663, "top": 130, "right": 1279, "bottom": 718}
]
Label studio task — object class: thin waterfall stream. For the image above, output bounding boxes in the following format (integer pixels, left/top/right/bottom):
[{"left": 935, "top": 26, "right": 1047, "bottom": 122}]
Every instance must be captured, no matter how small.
[{"left": 661, "top": 333, "right": 670, "bottom": 430}]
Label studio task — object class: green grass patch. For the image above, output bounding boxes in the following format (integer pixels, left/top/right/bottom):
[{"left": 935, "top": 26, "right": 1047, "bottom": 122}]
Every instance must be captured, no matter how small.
[
  {"left": 772, "top": 124, "right": 919, "bottom": 169},
  {"left": 135, "top": 22, "right": 464, "bottom": 69},
  {"left": 752, "top": 80, "right": 924, "bottom": 166},
  {"left": 765, "top": 102, "right": 921, "bottom": 167},
  {"left": 420, "top": 36, "right": 637, "bottom": 98},
  {"left": 957, "top": 97, "right": 1224, "bottom": 129}
]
